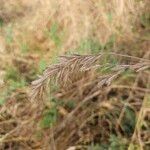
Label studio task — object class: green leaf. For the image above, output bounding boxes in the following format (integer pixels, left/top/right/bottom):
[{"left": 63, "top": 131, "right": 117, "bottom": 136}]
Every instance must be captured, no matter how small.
[
  {"left": 140, "top": 13, "right": 150, "bottom": 28},
  {"left": 0, "top": 98, "right": 5, "bottom": 105},
  {"left": 107, "top": 12, "right": 113, "bottom": 23},
  {"left": 0, "top": 17, "right": 4, "bottom": 27},
  {"left": 121, "top": 106, "right": 136, "bottom": 136},
  {"left": 66, "top": 101, "right": 76, "bottom": 109},
  {"left": 5, "top": 25, "right": 13, "bottom": 44},
  {"left": 104, "top": 34, "right": 116, "bottom": 50},
  {"left": 77, "top": 38, "right": 102, "bottom": 54},
  {"left": 20, "top": 42, "right": 29, "bottom": 53},
  {"left": 40, "top": 107, "right": 58, "bottom": 128},
  {"left": 109, "top": 135, "right": 128, "bottom": 150},
  {"left": 88, "top": 143, "right": 105, "bottom": 150},
  {"left": 5, "top": 67, "right": 20, "bottom": 81},
  {"left": 39, "top": 59, "right": 47, "bottom": 73},
  {"left": 47, "top": 22, "right": 63, "bottom": 47},
  {"left": 9, "top": 79, "right": 26, "bottom": 91}
]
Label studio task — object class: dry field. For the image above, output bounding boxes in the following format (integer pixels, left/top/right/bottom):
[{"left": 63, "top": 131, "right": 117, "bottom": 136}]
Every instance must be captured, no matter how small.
[{"left": 0, "top": 0, "right": 150, "bottom": 149}]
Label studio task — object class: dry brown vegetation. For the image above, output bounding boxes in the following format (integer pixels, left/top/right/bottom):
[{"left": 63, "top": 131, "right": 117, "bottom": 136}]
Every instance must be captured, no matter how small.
[{"left": 0, "top": 0, "right": 150, "bottom": 150}]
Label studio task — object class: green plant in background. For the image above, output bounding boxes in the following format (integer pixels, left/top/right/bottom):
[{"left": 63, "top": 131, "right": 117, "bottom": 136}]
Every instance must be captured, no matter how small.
[
  {"left": 121, "top": 106, "right": 136, "bottom": 136},
  {"left": 140, "top": 13, "right": 150, "bottom": 29},
  {"left": 40, "top": 102, "right": 58, "bottom": 128},
  {"left": 5, "top": 66, "right": 27, "bottom": 92},
  {"left": 121, "top": 70, "right": 135, "bottom": 78},
  {"left": 0, "top": 78, "right": 26, "bottom": 105},
  {"left": 66, "top": 101, "right": 76, "bottom": 109},
  {"left": 5, "top": 67, "right": 19, "bottom": 81},
  {"left": 0, "top": 17, "right": 4, "bottom": 27},
  {"left": 75, "top": 34, "right": 116, "bottom": 55},
  {"left": 9, "top": 79, "right": 26, "bottom": 91},
  {"left": 38, "top": 59, "right": 47, "bottom": 73},
  {"left": 139, "top": 12, "right": 150, "bottom": 41},
  {"left": 109, "top": 135, "right": 128, "bottom": 150},
  {"left": 40, "top": 97, "right": 77, "bottom": 129},
  {"left": 1, "top": 68, "right": 26, "bottom": 103},
  {"left": 76, "top": 38, "right": 102, "bottom": 54},
  {"left": 0, "top": 67, "right": 20, "bottom": 105},
  {"left": 20, "top": 42, "right": 30, "bottom": 54},
  {"left": 5, "top": 67, "right": 26, "bottom": 85},
  {"left": 0, "top": 91, "right": 6, "bottom": 105},
  {"left": 107, "top": 12, "right": 113, "bottom": 23},
  {"left": 5, "top": 24, "right": 13, "bottom": 44},
  {"left": 0, "top": 98, "right": 5, "bottom": 105},
  {"left": 88, "top": 143, "right": 107, "bottom": 150},
  {"left": 46, "top": 22, "right": 63, "bottom": 48},
  {"left": 40, "top": 107, "right": 58, "bottom": 128},
  {"left": 87, "top": 133, "right": 128, "bottom": 150},
  {"left": 104, "top": 34, "right": 116, "bottom": 50}
]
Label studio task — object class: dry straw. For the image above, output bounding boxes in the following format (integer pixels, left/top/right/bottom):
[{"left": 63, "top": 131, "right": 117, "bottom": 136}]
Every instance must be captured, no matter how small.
[
  {"left": 1, "top": 52, "right": 150, "bottom": 149},
  {"left": 30, "top": 52, "right": 150, "bottom": 149},
  {"left": 31, "top": 52, "right": 150, "bottom": 101}
]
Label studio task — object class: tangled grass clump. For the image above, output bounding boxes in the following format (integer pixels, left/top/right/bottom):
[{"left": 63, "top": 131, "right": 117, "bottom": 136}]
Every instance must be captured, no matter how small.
[
  {"left": 30, "top": 52, "right": 150, "bottom": 150},
  {"left": 1, "top": 52, "right": 150, "bottom": 149}
]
